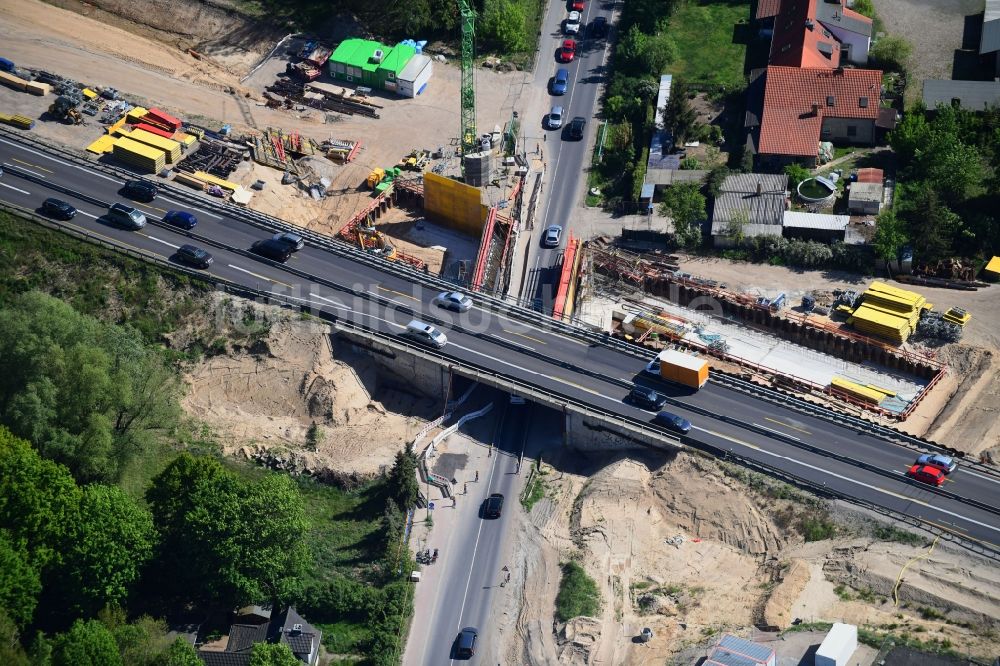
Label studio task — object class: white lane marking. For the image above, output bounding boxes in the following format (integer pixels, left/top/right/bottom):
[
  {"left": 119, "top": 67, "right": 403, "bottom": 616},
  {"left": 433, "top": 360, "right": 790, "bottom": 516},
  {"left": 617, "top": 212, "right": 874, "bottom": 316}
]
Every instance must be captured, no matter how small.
[
  {"left": 0, "top": 137, "right": 222, "bottom": 219},
  {"left": 752, "top": 422, "right": 801, "bottom": 442},
  {"left": 227, "top": 263, "right": 283, "bottom": 284},
  {"left": 962, "top": 469, "right": 1000, "bottom": 486},
  {"left": 3, "top": 162, "right": 46, "bottom": 178},
  {"left": 365, "top": 290, "right": 407, "bottom": 309},
  {"left": 0, "top": 137, "right": 120, "bottom": 183},
  {"left": 697, "top": 426, "right": 1000, "bottom": 536},
  {"left": 76, "top": 211, "right": 98, "bottom": 219},
  {"left": 0, "top": 182, "right": 30, "bottom": 195},
  {"left": 308, "top": 291, "right": 349, "bottom": 311},
  {"left": 142, "top": 234, "right": 180, "bottom": 250}
]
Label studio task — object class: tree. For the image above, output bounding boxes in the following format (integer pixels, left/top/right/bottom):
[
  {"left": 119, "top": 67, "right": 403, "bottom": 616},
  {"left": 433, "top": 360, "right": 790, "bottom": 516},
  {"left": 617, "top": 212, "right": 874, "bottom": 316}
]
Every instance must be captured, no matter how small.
[
  {"left": 0, "top": 428, "right": 79, "bottom": 572},
  {"left": 387, "top": 0, "right": 432, "bottom": 35},
  {"left": 148, "top": 456, "right": 309, "bottom": 609},
  {"left": 870, "top": 35, "right": 912, "bottom": 73},
  {"left": 642, "top": 33, "right": 677, "bottom": 75},
  {"left": 158, "top": 638, "right": 201, "bottom": 666},
  {"left": 723, "top": 209, "right": 751, "bottom": 247},
  {"left": 53, "top": 485, "right": 155, "bottom": 617},
  {"left": 0, "top": 292, "right": 180, "bottom": 483},
  {"left": 907, "top": 185, "right": 963, "bottom": 262},
  {"left": 0, "top": 609, "right": 31, "bottom": 666},
  {"left": 783, "top": 163, "right": 811, "bottom": 189},
  {"left": 662, "top": 79, "right": 699, "bottom": 145},
  {"left": 659, "top": 182, "right": 707, "bottom": 248},
  {"left": 387, "top": 443, "right": 420, "bottom": 511},
  {"left": 99, "top": 609, "right": 171, "bottom": 666},
  {"left": 0, "top": 531, "right": 41, "bottom": 627},
  {"left": 51, "top": 619, "right": 123, "bottom": 666},
  {"left": 872, "top": 210, "right": 908, "bottom": 261},
  {"left": 706, "top": 165, "right": 731, "bottom": 198},
  {"left": 249, "top": 642, "right": 299, "bottom": 666},
  {"left": 480, "top": 0, "right": 526, "bottom": 53},
  {"left": 852, "top": 0, "right": 875, "bottom": 18},
  {"left": 889, "top": 107, "right": 930, "bottom": 164},
  {"left": 615, "top": 26, "right": 648, "bottom": 75}
]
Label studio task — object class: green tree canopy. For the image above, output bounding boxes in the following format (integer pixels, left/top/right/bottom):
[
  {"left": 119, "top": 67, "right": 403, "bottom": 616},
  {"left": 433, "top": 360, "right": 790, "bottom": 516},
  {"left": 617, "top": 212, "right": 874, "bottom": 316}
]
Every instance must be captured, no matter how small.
[
  {"left": 158, "top": 637, "right": 202, "bottom": 666},
  {"left": 662, "top": 79, "right": 699, "bottom": 145},
  {"left": 0, "top": 609, "right": 31, "bottom": 666},
  {"left": 147, "top": 455, "right": 309, "bottom": 609},
  {"left": 52, "top": 619, "right": 123, "bottom": 666},
  {"left": 0, "top": 292, "right": 180, "bottom": 483},
  {"left": 0, "top": 427, "right": 79, "bottom": 572},
  {"left": 783, "top": 163, "right": 811, "bottom": 189},
  {"left": 249, "top": 642, "right": 299, "bottom": 666},
  {"left": 659, "top": 182, "right": 707, "bottom": 247},
  {"left": 870, "top": 35, "right": 912, "bottom": 72},
  {"left": 388, "top": 443, "right": 420, "bottom": 511},
  {"left": 872, "top": 210, "right": 908, "bottom": 261},
  {"left": 0, "top": 530, "right": 41, "bottom": 627},
  {"left": 53, "top": 485, "right": 155, "bottom": 617},
  {"left": 480, "top": 0, "right": 526, "bottom": 52}
]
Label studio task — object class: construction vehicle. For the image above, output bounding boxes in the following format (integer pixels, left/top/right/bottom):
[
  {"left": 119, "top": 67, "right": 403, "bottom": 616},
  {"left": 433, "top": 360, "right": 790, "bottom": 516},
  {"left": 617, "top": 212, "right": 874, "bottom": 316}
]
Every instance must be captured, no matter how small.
[
  {"left": 643, "top": 349, "right": 709, "bottom": 390},
  {"left": 399, "top": 149, "right": 429, "bottom": 171},
  {"left": 48, "top": 95, "right": 84, "bottom": 124},
  {"left": 366, "top": 167, "right": 386, "bottom": 190},
  {"left": 286, "top": 61, "right": 322, "bottom": 82},
  {"left": 458, "top": 0, "right": 477, "bottom": 155}
]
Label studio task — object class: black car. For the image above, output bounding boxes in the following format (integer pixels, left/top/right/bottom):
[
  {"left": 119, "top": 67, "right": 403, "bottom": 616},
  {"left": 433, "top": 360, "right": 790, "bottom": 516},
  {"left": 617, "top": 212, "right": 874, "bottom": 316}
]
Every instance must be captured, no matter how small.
[
  {"left": 122, "top": 179, "right": 157, "bottom": 202},
  {"left": 653, "top": 411, "right": 692, "bottom": 435},
  {"left": 41, "top": 197, "right": 77, "bottom": 220},
  {"left": 250, "top": 238, "right": 293, "bottom": 262},
  {"left": 626, "top": 386, "right": 667, "bottom": 410},
  {"left": 483, "top": 493, "right": 504, "bottom": 519},
  {"left": 590, "top": 16, "right": 609, "bottom": 38},
  {"left": 455, "top": 627, "right": 478, "bottom": 659},
  {"left": 567, "top": 116, "right": 586, "bottom": 140},
  {"left": 271, "top": 231, "right": 305, "bottom": 251},
  {"left": 175, "top": 244, "right": 214, "bottom": 269}
]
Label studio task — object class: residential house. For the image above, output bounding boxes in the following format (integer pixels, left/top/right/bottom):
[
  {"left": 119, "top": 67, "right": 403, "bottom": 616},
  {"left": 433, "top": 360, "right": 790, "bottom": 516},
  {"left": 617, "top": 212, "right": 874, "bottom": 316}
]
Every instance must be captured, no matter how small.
[
  {"left": 768, "top": 0, "right": 872, "bottom": 68},
  {"left": 752, "top": 65, "right": 882, "bottom": 168},
  {"left": 197, "top": 606, "right": 322, "bottom": 666},
  {"left": 711, "top": 173, "right": 789, "bottom": 247}
]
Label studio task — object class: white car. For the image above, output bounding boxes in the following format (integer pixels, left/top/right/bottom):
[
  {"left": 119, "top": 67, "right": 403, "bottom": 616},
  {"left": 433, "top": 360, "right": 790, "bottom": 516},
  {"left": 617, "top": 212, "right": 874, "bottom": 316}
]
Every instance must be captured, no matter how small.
[
  {"left": 433, "top": 291, "right": 473, "bottom": 313},
  {"left": 564, "top": 11, "right": 581, "bottom": 34}
]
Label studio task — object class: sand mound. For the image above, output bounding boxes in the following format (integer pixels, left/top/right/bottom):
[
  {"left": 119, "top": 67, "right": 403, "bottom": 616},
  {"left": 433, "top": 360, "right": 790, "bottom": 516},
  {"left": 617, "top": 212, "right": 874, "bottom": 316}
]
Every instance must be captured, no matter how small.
[{"left": 181, "top": 314, "right": 430, "bottom": 475}]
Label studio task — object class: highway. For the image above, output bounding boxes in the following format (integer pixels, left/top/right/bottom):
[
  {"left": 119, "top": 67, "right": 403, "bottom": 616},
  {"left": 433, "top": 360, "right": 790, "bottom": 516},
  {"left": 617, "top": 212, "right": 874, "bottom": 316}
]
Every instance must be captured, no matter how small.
[
  {"left": 2, "top": 133, "right": 1000, "bottom": 555},
  {"left": 520, "top": 0, "right": 615, "bottom": 310}
]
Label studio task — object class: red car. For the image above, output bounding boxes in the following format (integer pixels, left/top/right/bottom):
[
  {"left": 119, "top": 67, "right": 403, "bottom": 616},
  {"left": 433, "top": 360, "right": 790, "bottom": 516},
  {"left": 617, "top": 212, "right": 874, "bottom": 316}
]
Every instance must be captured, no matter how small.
[
  {"left": 571, "top": 0, "right": 585, "bottom": 10},
  {"left": 558, "top": 39, "right": 577, "bottom": 63},
  {"left": 908, "top": 464, "right": 945, "bottom": 486}
]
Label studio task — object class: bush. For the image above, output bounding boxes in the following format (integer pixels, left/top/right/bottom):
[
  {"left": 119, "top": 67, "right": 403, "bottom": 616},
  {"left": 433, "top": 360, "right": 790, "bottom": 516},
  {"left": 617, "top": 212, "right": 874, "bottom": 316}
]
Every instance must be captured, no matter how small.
[
  {"left": 555, "top": 561, "right": 600, "bottom": 621},
  {"left": 800, "top": 515, "right": 837, "bottom": 542},
  {"left": 871, "top": 35, "right": 912, "bottom": 73}
]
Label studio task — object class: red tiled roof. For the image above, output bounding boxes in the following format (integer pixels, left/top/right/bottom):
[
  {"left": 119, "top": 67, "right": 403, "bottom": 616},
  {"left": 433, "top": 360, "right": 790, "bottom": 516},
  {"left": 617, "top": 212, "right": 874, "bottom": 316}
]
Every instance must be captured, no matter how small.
[
  {"left": 759, "top": 66, "right": 883, "bottom": 157},
  {"left": 856, "top": 168, "right": 884, "bottom": 183},
  {"left": 840, "top": 5, "right": 872, "bottom": 25},
  {"left": 756, "top": 0, "right": 782, "bottom": 20},
  {"left": 769, "top": 0, "right": 841, "bottom": 68}
]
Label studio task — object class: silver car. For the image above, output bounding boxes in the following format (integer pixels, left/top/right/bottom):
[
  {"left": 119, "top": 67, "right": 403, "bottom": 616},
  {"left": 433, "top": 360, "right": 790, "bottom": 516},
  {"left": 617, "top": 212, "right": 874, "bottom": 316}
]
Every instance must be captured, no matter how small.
[
  {"left": 433, "top": 291, "right": 473, "bottom": 313},
  {"left": 548, "top": 105, "right": 564, "bottom": 129},
  {"left": 542, "top": 225, "right": 562, "bottom": 248}
]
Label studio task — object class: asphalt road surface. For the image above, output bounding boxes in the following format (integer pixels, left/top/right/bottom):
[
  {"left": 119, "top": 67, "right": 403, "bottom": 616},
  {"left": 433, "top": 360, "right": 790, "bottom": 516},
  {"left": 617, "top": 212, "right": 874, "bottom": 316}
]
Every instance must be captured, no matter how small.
[
  {"left": 521, "top": 0, "right": 616, "bottom": 311},
  {"left": 1, "top": 134, "right": 999, "bottom": 553}
]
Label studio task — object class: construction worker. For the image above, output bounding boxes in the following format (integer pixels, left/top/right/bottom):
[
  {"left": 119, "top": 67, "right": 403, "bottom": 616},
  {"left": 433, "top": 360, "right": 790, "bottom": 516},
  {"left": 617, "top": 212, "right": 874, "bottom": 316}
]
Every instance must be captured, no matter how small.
[
  {"left": 463, "top": 482, "right": 468, "bottom": 495},
  {"left": 475, "top": 470, "right": 479, "bottom": 482}
]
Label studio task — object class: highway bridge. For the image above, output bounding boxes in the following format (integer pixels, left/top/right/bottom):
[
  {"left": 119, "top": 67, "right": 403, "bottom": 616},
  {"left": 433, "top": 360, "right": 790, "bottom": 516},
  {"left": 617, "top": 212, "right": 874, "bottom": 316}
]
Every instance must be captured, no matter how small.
[{"left": 1, "top": 128, "right": 999, "bottom": 559}]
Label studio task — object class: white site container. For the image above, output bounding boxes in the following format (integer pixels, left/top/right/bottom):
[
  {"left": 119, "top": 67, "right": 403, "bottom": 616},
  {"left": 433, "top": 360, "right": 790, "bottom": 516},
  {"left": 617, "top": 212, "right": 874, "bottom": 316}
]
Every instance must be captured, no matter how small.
[{"left": 815, "top": 622, "right": 858, "bottom": 666}]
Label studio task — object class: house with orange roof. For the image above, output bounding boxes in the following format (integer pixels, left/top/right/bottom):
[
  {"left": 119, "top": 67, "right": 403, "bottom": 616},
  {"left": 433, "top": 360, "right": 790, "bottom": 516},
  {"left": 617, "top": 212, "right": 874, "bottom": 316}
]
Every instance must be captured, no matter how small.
[{"left": 765, "top": 0, "right": 873, "bottom": 67}]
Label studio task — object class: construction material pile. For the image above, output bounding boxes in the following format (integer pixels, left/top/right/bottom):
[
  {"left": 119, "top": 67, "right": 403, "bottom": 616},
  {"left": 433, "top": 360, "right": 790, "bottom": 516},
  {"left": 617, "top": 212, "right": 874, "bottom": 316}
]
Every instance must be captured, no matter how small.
[
  {"left": 0, "top": 113, "right": 35, "bottom": 129},
  {"left": 848, "top": 281, "right": 927, "bottom": 344},
  {"left": 113, "top": 136, "right": 166, "bottom": 173},
  {"left": 251, "top": 127, "right": 317, "bottom": 173}
]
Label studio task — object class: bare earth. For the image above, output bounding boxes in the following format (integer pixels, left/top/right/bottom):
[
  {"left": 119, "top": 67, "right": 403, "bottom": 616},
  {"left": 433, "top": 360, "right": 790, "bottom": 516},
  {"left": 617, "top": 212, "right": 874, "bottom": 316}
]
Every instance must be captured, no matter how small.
[
  {"left": 177, "top": 297, "right": 436, "bottom": 475},
  {"left": 497, "top": 451, "right": 1000, "bottom": 664},
  {"left": 0, "top": 0, "right": 529, "bottom": 263}
]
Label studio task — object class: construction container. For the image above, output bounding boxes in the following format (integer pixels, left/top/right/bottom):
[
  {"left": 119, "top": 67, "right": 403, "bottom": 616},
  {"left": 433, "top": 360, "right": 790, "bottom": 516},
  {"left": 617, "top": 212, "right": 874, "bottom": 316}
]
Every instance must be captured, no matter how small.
[
  {"left": 656, "top": 349, "right": 709, "bottom": 389},
  {"left": 24, "top": 81, "right": 50, "bottom": 96},
  {"left": 112, "top": 136, "right": 166, "bottom": 173},
  {"left": 0, "top": 71, "right": 27, "bottom": 92},
  {"left": 815, "top": 623, "right": 857, "bottom": 666},
  {"left": 125, "top": 128, "right": 182, "bottom": 163},
  {"left": 0, "top": 113, "right": 35, "bottom": 130}
]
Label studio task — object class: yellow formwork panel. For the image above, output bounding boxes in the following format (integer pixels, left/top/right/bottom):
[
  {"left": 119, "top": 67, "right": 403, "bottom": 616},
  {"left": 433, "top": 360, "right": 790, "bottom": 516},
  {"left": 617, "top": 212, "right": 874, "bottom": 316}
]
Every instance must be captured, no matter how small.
[
  {"left": 126, "top": 128, "right": 181, "bottom": 163},
  {"left": 86, "top": 135, "right": 117, "bottom": 154},
  {"left": 985, "top": 256, "right": 1000, "bottom": 276},
  {"left": 423, "top": 171, "right": 489, "bottom": 236},
  {"left": 82, "top": 88, "right": 98, "bottom": 99},
  {"left": 850, "top": 305, "right": 911, "bottom": 329},
  {"left": 192, "top": 171, "right": 239, "bottom": 191},
  {"left": 831, "top": 377, "right": 885, "bottom": 404},
  {"left": 867, "top": 280, "right": 923, "bottom": 305},
  {"left": 107, "top": 116, "right": 128, "bottom": 136}
]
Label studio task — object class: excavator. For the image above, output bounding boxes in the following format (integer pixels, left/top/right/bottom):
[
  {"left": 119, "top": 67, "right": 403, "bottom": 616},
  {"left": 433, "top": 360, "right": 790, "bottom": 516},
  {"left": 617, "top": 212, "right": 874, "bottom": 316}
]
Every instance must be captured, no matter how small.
[{"left": 48, "top": 95, "right": 84, "bottom": 125}]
